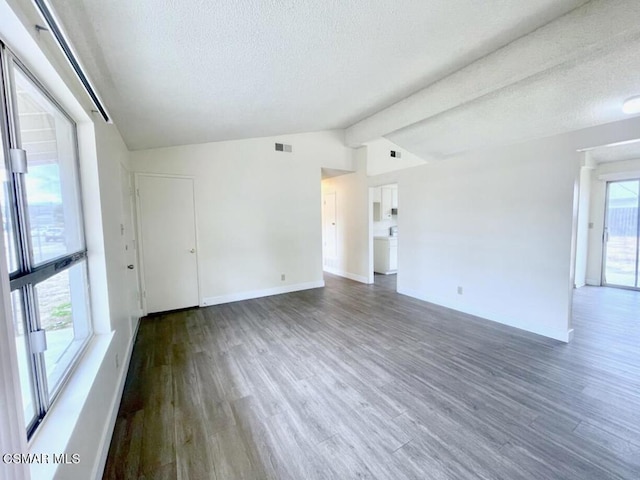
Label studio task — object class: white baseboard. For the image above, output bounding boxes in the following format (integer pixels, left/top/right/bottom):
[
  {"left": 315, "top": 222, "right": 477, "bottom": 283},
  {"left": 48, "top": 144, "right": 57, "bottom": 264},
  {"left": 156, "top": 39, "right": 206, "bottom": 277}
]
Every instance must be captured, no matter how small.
[
  {"left": 201, "top": 280, "right": 325, "bottom": 307},
  {"left": 397, "top": 287, "right": 572, "bottom": 343},
  {"left": 92, "top": 318, "right": 140, "bottom": 480},
  {"left": 323, "top": 266, "right": 370, "bottom": 284},
  {"left": 586, "top": 277, "right": 601, "bottom": 286}
]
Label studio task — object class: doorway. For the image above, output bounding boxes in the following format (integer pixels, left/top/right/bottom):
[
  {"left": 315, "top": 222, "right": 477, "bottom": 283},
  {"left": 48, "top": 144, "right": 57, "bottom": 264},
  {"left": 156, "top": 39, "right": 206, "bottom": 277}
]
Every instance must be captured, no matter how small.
[
  {"left": 120, "top": 164, "right": 142, "bottom": 329},
  {"left": 603, "top": 179, "right": 640, "bottom": 289},
  {"left": 371, "top": 183, "right": 398, "bottom": 289},
  {"left": 136, "top": 174, "right": 200, "bottom": 313}
]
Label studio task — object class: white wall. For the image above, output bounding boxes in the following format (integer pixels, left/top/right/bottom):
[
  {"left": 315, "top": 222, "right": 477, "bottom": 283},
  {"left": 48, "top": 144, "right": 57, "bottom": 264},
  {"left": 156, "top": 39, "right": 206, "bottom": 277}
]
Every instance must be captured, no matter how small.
[
  {"left": 354, "top": 116, "right": 640, "bottom": 342},
  {"left": 586, "top": 157, "right": 640, "bottom": 285},
  {"left": 321, "top": 147, "right": 370, "bottom": 283},
  {"left": 574, "top": 164, "right": 593, "bottom": 288},
  {"left": 132, "top": 130, "right": 353, "bottom": 305},
  {"left": 366, "top": 137, "right": 426, "bottom": 176},
  {"left": 396, "top": 138, "right": 581, "bottom": 342}
]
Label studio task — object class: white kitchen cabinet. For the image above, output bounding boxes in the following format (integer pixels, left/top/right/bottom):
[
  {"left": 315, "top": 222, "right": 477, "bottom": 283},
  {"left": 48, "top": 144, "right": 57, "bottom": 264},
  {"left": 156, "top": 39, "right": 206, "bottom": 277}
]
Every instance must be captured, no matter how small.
[
  {"left": 389, "top": 241, "right": 398, "bottom": 270},
  {"left": 374, "top": 237, "right": 398, "bottom": 274},
  {"left": 373, "top": 185, "right": 397, "bottom": 221},
  {"left": 381, "top": 186, "right": 393, "bottom": 219},
  {"left": 373, "top": 202, "right": 382, "bottom": 221}
]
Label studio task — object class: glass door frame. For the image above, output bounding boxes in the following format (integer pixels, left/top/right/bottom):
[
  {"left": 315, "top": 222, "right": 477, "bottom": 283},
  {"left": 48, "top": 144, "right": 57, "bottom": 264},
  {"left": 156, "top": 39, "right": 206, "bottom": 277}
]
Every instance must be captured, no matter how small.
[{"left": 602, "top": 178, "right": 640, "bottom": 291}]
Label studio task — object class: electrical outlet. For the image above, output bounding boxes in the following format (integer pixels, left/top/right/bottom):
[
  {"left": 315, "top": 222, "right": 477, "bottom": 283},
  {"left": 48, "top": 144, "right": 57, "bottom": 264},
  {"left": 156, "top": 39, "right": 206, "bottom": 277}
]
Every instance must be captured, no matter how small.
[
  {"left": 457, "top": 286, "right": 463, "bottom": 295},
  {"left": 281, "top": 273, "right": 286, "bottom": 281}
]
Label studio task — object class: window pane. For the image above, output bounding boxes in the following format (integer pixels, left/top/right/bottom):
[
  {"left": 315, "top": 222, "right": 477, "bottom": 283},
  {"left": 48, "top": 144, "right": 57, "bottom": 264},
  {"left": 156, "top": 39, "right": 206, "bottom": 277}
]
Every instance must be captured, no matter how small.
[
  {"left": 35, "top": 262, "right": 91, "bottom": 396},
  {"left": 11, "top": 290, "right": 37, "bottom": 426},
  {"left": 13, "top": 65, "right": 83, "bottom": 265}
]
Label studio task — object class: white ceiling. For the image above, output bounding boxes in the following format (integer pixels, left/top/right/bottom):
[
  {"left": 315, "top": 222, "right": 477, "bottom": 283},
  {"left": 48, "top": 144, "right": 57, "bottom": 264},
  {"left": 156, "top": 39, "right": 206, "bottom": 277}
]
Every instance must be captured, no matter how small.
[
  {"left": 387, "top": 36, "right": 640, "bottom": 159},
  {"left": 52, "top": 0, "right": 589, "bottom": 151},
  {"left": 351, "top": 0, "right": 640, "bottom": 159}
]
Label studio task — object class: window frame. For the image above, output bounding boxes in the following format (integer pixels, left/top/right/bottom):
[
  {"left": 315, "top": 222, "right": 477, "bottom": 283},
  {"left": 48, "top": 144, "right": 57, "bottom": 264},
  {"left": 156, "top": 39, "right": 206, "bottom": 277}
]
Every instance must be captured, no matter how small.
[{"left": 0, "top": 43, "right": 93, "bottom": 438}]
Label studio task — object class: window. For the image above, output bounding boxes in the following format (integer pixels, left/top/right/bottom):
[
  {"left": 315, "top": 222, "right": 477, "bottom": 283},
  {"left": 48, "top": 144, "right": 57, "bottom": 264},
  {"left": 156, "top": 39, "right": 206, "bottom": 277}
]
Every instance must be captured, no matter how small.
[{"left": 0, "top": 45, "right": 92, "bottom": 437}]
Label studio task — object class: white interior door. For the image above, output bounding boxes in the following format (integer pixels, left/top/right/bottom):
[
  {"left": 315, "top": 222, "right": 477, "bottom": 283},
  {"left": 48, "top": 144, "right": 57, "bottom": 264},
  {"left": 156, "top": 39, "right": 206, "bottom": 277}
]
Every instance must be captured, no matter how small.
[
  {"left": 120, "top": 165, "right": 141, "bottom": 323},
  {"left": 137, "top": 175, "right": 199, "bottom": 313},
  {"left": 323, "top": 192, "right": 337, "bottom": 264}
]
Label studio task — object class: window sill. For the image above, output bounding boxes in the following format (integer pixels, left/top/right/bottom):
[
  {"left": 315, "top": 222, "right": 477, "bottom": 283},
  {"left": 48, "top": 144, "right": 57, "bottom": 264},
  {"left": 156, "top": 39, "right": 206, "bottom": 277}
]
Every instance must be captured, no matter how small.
[{"left": 27, "top": 332, "right": 114, "bottom": 480}]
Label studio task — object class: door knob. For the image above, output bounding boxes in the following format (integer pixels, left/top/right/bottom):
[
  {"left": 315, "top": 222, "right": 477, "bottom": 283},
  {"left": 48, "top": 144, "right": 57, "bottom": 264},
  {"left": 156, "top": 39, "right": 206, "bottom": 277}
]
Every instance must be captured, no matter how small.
[
  {"left": 190, "top": 248, "right": 196, "bottom": 253},
  {"left": 127, "top": 264, "right": 134, "bottom": 270}
]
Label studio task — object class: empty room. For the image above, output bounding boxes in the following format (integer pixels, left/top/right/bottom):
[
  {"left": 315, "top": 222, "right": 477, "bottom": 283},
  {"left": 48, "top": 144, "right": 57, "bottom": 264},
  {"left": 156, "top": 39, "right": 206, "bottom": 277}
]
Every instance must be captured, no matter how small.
[{"left": 0, "top": 1, "right": 639, "bottom": 479}]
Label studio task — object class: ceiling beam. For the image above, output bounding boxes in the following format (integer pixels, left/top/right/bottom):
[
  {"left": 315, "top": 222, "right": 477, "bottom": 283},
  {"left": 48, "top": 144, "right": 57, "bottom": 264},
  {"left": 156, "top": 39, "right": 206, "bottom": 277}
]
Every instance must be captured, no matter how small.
[{"left": 344, "top": 0, "right": 640, "bottom": 147}]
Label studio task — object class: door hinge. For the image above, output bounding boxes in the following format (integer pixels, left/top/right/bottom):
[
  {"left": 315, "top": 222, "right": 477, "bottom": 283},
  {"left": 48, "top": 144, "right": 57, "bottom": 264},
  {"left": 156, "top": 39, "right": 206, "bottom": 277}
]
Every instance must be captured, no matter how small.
[
  {"left": 10, "top": 149, "right": 28, "bottom": 173},
  {"left": 29, "top": 329, "right": 47, "bottom": 353}
]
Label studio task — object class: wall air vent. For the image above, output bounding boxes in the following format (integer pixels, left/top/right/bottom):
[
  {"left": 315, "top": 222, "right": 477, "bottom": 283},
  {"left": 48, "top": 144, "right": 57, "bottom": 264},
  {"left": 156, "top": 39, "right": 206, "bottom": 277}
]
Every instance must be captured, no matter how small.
[
  {"left": 275, "top": 143, "right": 292, "bottom": 153},
  {"left": 390, "top": 150, "right": 401, "bottom": 158}
]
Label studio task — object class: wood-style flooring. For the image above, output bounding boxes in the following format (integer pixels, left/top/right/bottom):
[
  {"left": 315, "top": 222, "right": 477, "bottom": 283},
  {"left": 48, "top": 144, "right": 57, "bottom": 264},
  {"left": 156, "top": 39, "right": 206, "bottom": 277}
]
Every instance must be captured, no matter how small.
[{"left": 103, "top": 274, "right": 640, "bottom": 479}]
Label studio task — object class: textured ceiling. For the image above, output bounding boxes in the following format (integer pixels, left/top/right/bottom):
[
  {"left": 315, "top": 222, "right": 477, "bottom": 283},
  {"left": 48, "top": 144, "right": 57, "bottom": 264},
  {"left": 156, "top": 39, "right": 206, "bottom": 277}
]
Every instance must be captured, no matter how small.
[
  {"left": 52, "top": 0, "right": 588, "bottom": 150},
  {"left": 387, "top": 36, "right": 640, "bottom": 159},
  {"left": 355, "top": 0, "right": 640, "bottom": 159}
]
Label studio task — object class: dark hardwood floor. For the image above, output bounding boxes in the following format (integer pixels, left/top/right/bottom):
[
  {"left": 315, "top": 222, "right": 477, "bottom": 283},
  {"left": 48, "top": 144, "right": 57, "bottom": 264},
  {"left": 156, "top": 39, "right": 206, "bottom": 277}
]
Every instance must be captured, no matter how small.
[
  {"left": 373, "top": 272, "right": 397, "bottom": 290},
  {"left": 103, "top": 275, "right": 640, "bottom": 479}
]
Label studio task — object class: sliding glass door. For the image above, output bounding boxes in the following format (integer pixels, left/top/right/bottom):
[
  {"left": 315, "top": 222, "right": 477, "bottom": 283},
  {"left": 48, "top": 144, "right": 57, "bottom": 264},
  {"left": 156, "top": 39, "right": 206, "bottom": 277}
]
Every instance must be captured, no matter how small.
[{"left": 603, "top": 179, "right": 640, "bottom": 289}]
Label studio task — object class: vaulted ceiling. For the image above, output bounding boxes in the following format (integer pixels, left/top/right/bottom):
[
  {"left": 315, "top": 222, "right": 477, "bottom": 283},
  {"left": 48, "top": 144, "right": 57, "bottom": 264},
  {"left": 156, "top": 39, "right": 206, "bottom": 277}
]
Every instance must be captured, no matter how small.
[{"left": 51, "top": 0, "right": 640, "bottom": 158}]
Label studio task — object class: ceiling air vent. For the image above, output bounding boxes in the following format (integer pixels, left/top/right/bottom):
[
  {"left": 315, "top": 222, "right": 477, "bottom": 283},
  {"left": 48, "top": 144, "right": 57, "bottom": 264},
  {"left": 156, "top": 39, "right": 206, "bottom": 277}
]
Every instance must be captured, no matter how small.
[
  {"left": 390, "top": 150, "right": 401, "bottom": 158},
  {"left": 275, "top": 143, "right": 292, "bottom": 153}
]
